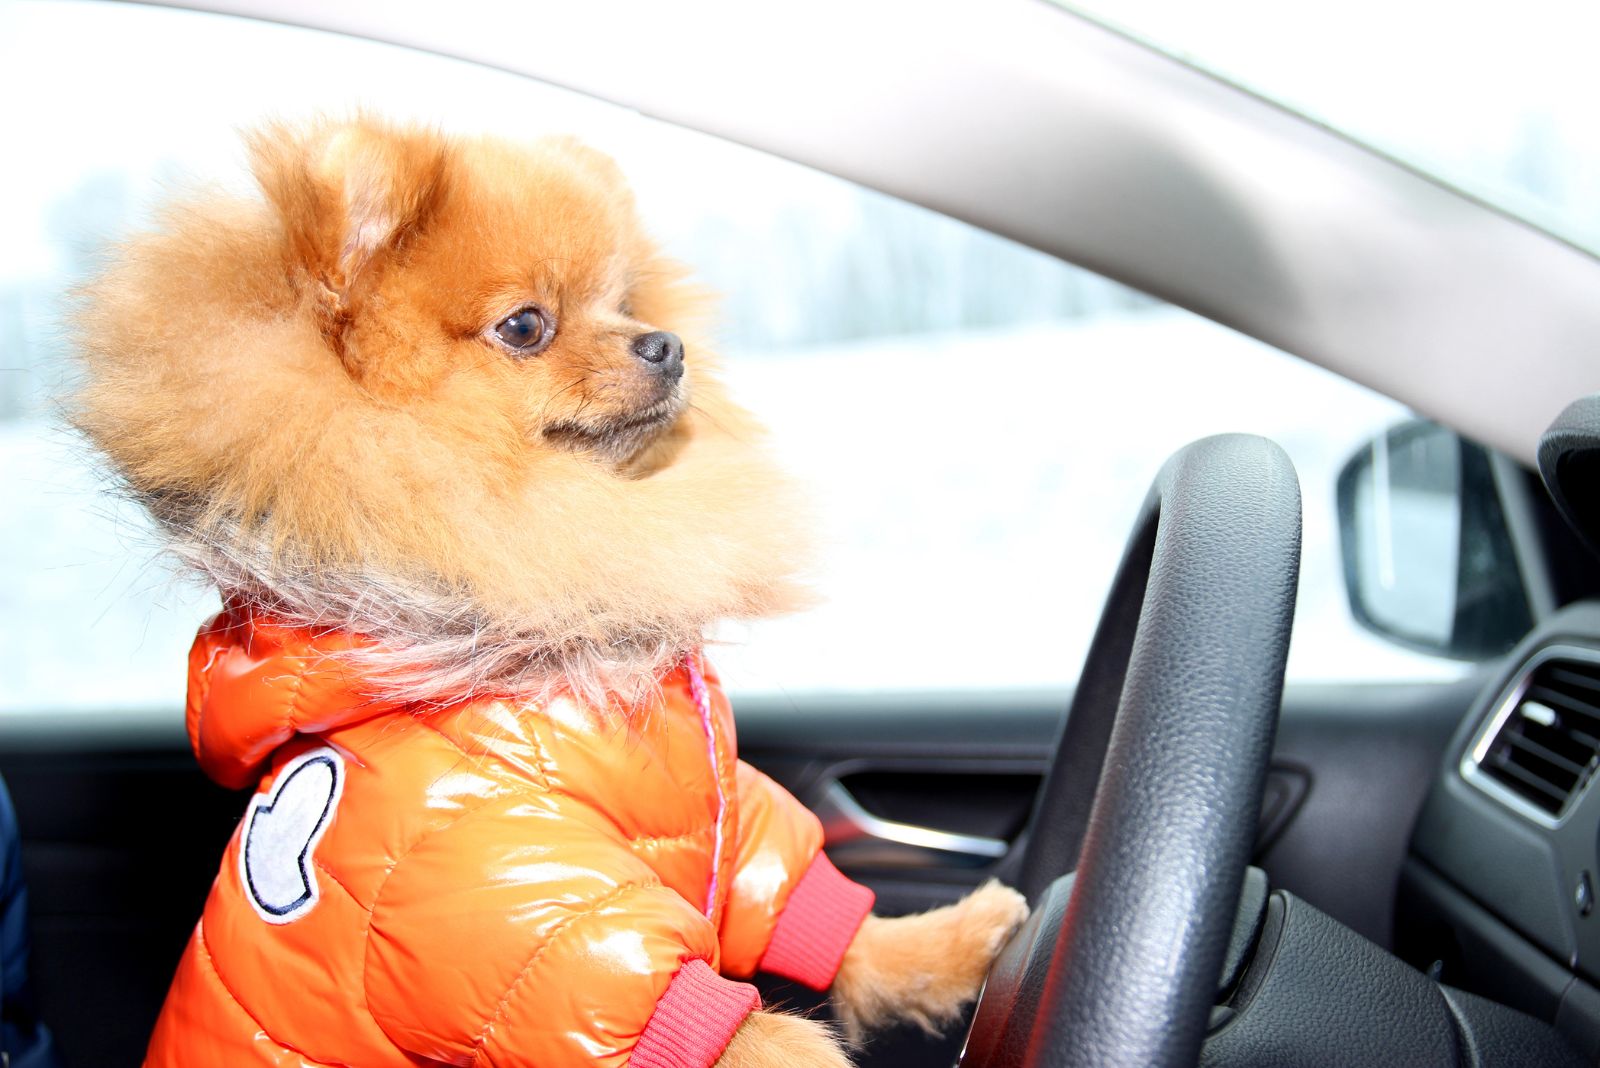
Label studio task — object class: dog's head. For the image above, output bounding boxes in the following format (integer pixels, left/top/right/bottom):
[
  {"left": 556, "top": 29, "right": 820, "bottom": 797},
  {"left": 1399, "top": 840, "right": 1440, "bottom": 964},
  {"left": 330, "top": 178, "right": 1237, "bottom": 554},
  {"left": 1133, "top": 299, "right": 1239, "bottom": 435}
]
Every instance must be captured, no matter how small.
[
  {"left": 253, "top": 118, "right": 695, "bottom": 469},
  {"left": 74, "top": 116, "right": 810, "bottom": 701}
]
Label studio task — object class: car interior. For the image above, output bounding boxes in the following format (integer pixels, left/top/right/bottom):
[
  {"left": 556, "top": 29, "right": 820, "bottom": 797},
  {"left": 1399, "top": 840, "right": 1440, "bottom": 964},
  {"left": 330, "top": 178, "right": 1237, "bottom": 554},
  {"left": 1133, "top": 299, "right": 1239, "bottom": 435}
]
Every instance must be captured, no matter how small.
[{"left": 8, "top": 1, "right": 1600, "bottom": 1066}]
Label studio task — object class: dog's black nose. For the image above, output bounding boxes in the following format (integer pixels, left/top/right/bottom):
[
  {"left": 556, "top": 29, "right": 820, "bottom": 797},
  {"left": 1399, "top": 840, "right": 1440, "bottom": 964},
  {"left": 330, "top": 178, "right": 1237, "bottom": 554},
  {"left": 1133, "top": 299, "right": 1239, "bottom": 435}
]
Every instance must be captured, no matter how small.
[{"left": 631, "top": 331, "right": 684, "bottom": 377}]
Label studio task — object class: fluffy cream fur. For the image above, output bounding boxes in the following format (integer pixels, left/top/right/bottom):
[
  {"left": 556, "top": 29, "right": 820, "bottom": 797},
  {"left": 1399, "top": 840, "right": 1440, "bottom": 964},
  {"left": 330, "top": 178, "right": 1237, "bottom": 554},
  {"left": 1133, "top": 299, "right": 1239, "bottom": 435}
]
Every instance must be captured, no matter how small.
[
  {"left": 831, "top": 882, "right": 1030, "bottom": 1044},
  {"left": 718, "top": 884, "right": 1035, "bottom": 1068},
  {"left": 71, "top": 116, "right": 812, "bottom": 706},
  {"left": 718, "top": 1011, "right": 852, "bottom": 1068}
]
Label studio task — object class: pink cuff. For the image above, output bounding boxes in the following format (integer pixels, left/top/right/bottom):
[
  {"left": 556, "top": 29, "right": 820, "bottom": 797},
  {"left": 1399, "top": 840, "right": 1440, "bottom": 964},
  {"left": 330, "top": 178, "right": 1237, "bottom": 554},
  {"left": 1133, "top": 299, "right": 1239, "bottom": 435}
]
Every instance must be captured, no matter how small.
[
  {"left": 757, "top": 851, "right": 875, "bottom": 990},
  {"left": 631, "top": 959, "right": 760, "bottom": 1068}
]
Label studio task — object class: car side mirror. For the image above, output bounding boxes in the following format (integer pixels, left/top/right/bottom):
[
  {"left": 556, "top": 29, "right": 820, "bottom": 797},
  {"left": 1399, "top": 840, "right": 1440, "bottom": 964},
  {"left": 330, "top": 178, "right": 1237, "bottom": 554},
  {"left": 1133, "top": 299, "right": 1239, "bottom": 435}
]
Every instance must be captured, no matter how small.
[{"left": 1335, "top": 419, "right": 1531, "bottom": 660}]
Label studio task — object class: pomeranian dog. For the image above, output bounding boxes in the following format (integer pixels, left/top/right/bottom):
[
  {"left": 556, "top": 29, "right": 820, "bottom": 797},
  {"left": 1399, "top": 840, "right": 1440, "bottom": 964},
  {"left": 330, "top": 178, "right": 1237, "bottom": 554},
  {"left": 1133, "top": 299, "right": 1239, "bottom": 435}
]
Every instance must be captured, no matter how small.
[{"left": 74, "top": 116, "right": 1026, "bottom": 1068}]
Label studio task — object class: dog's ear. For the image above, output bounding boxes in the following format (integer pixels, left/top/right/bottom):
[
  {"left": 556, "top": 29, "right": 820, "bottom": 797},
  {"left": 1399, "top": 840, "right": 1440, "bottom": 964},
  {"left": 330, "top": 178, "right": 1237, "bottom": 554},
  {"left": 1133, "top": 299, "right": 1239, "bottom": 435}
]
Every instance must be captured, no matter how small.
[{"left": 249, "top": 117, "right": 449, "bottom": 351}]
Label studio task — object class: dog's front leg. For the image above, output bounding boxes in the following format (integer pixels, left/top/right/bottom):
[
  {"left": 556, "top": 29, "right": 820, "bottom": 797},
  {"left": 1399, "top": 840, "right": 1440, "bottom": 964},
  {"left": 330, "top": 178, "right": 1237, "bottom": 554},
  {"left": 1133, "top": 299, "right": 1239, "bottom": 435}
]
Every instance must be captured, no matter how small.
[
  {"left": 716, "top": 1009, "right": 854, "bottom": 1068},
  {"left": 829, "top": 881, "right": 1029, "bottom": 1044}
]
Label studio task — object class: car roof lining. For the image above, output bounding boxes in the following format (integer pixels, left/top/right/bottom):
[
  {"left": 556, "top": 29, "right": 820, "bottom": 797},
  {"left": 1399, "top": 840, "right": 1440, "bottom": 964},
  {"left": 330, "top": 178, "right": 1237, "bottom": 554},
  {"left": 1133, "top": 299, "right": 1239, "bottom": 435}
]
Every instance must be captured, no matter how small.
[{"left": 135, "top": 0, "right": 1600, "bottom": 464}]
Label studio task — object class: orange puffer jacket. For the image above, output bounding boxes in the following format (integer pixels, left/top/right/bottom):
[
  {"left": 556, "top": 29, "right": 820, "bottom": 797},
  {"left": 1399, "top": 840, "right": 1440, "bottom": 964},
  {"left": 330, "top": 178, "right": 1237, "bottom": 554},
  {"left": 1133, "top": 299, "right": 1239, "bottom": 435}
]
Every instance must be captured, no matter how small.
[{"left": 145, "top": 608, "right": 873, "bottom": 1067}]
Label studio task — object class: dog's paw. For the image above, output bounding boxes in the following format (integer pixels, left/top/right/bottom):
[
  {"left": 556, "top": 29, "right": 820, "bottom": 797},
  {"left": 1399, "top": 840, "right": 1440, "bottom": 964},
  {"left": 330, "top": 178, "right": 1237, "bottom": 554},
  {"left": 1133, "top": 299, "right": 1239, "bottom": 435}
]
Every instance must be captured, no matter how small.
[
  {"left": 831, "top": 880, "right": 1029, "bottom": 1045},
  {"left": 956, "top": 880, "right": 1032, "bottom": 962},
  {"left": 715, "top": 1010, "right": 853, "bottom": 1068}
]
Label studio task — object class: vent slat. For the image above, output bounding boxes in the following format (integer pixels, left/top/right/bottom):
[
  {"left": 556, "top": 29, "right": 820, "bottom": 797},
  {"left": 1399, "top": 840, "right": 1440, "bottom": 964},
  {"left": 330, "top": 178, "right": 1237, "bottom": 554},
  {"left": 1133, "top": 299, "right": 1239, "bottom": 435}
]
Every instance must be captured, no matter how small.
[
  {"left": 1525, "top": 685, "right": 1600, "bottom": 729},
  {"left": 1485, "top": 752, "right": 1571, "bottom": 808},
  {"left": 1517, "top": 722, "right": 1599, "bottom": 766},
  {"left": 1475, "top": 655, "right": 1600, "bottom": 819},
  {"left": 1545, "top": 665, "right": 1600, "bottom": 696},
  {"left": 1502, "top": 732, "right": 1587, "bottom": 777}
]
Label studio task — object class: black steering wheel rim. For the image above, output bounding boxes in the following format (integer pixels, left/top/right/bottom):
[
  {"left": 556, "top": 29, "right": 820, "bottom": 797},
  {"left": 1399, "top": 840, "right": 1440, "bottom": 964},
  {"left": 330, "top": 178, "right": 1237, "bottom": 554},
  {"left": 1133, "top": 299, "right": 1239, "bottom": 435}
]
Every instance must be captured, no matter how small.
[{"left": 970, "top": 434, "right": 1301, "bottom": 1068}]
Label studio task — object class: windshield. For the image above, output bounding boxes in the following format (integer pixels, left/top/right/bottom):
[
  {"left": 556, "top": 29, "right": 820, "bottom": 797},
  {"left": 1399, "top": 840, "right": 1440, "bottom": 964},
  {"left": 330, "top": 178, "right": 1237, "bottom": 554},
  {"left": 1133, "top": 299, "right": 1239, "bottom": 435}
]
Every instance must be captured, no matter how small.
[{"left": 1062, "top": 0, "right": 1600, "bottom": 257}]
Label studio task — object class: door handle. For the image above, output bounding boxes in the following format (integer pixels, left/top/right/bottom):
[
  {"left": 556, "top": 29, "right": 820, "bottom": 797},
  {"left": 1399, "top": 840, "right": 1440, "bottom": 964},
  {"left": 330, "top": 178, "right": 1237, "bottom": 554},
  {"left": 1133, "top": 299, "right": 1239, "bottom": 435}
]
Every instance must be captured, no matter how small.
[{"left": 817, "top": 780, "right": 1008, "bottom": 869}]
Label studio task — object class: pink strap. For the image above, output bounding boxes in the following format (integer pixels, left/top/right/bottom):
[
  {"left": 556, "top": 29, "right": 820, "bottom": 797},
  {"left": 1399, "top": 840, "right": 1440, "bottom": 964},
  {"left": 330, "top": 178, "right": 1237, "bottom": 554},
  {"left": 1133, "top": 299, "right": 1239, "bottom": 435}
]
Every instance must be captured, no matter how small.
[{"left": 685, "top": 655, "right": 727, "bottom": 917}]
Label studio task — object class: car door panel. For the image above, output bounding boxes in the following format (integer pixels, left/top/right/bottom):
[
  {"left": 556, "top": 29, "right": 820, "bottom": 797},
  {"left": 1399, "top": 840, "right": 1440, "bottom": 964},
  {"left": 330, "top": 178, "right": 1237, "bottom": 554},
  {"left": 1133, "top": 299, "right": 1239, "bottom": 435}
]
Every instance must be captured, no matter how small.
[
  {"left": 0, "top": 722, "right": 238, "bottom": 1068},
  {"left": 736, "top": 677, "right": 1482, "bottom": 942}
]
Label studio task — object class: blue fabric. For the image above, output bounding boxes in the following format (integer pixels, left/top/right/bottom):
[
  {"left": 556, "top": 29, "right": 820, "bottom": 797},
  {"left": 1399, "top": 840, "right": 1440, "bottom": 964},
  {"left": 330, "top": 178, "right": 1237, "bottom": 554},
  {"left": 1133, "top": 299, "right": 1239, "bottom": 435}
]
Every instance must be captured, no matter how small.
[{"left": 0, "top": 779, "right": 60, "bottom": 1068}]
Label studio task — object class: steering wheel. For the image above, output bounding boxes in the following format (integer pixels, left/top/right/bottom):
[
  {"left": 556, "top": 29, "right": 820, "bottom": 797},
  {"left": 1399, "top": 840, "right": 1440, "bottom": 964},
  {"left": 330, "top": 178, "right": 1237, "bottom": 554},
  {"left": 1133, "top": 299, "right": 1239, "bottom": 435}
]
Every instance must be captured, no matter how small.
[{"left": 963, "top": 434, "right": 1302, "bottom": 1068}]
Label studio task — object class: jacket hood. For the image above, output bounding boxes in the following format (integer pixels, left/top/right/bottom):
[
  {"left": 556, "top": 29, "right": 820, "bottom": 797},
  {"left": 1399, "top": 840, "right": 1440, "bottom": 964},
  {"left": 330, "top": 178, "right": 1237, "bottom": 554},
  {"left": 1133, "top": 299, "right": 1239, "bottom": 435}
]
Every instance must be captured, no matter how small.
[{"left": 186, "top": 606, "right": 408, "bottom": 789}]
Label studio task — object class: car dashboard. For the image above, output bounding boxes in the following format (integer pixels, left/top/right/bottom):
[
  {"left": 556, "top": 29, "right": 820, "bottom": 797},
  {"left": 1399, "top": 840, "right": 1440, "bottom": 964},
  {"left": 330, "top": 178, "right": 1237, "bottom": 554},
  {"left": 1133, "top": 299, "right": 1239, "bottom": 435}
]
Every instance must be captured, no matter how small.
[{"left": 1402, "top": 602, "right": 1600, "bottom": 1060}]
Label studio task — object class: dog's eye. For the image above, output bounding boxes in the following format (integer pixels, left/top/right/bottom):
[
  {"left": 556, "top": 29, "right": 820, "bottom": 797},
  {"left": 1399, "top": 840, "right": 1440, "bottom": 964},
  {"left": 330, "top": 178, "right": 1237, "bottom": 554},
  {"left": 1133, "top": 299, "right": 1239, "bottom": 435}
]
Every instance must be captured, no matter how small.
[
  {"left": 618, "top": 298, "right": 635, "bottom": 320},
  {"left": 492, "top": 306, "right": 553, "bottom": 355}
]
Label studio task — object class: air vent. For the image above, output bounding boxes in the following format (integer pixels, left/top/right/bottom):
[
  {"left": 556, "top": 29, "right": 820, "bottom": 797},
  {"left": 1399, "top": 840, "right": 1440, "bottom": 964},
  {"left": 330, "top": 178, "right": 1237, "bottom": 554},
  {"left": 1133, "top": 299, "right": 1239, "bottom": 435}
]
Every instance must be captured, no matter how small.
[{"left": 1466, "top": 650, "right": 1600, "bottom": 823}]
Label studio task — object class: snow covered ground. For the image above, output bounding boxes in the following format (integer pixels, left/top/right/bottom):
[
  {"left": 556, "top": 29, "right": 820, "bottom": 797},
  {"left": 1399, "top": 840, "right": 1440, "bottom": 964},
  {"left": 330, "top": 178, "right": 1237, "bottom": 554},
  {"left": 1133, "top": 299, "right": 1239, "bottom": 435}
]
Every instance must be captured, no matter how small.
[
  {"left": 2, "top": 310, "right": 1461, "bottom": 715},
  {"left": 711, "top": 311, "right": 1462, "bottom": 694}
]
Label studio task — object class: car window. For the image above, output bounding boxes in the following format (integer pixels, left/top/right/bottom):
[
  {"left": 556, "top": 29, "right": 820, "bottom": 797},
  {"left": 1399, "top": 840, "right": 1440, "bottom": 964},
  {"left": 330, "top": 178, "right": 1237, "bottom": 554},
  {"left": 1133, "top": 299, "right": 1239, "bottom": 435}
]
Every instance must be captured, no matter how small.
[
  {"left": 1, "top": 0, "right": 1468, "bottom": 714},
  {"left": 1061, "top": 0, "right": 1600, "bottom": 258}
]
